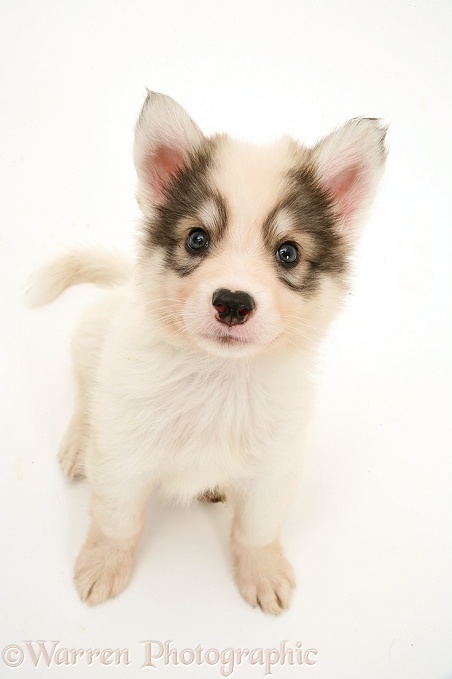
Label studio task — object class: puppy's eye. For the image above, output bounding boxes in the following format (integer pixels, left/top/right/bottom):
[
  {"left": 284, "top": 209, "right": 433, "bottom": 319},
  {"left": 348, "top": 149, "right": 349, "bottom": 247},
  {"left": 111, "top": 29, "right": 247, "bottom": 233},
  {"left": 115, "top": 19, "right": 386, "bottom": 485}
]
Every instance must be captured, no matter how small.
[
  {"left": 276, "top": 242, "right": 299, "bottom": 265},
  {"left": 186, "top": 229, "right": 209, "bottom": 253}
]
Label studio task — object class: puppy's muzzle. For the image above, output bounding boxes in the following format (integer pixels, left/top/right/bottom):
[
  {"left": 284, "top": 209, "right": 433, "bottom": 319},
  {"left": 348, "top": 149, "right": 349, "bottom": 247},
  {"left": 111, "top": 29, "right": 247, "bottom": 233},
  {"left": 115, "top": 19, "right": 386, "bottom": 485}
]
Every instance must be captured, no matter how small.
[{"left": 212, "top": 288, "right": 255, "bottom": 326}]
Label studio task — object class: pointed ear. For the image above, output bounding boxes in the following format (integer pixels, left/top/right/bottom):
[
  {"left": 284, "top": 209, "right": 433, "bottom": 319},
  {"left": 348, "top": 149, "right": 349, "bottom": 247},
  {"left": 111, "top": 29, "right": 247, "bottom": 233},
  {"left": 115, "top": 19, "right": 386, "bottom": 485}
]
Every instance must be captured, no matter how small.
[
  {"left": 134, "top": 91, "right": 205, "bottom": 212},
  {"left": 311, "top": 118, "right": 387, "bottom": 236}
]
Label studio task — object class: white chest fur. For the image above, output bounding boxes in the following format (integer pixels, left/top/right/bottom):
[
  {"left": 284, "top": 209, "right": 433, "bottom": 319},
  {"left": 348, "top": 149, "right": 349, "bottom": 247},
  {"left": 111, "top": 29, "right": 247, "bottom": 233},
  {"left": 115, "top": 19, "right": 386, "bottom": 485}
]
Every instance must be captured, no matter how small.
[{"left": 87, "top": 290, "right": 314, "bottom": 502}]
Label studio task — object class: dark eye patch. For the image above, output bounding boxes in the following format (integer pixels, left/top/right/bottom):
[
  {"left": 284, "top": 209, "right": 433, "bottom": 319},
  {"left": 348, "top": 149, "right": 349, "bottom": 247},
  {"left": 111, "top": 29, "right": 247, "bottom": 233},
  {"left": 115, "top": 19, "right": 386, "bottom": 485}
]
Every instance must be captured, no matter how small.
[
  {"left": 142, "top": 139, "right": 228, "bottom": 276},
  {"left": 263, "top": 165, "right": 348, "bottom": 295}
]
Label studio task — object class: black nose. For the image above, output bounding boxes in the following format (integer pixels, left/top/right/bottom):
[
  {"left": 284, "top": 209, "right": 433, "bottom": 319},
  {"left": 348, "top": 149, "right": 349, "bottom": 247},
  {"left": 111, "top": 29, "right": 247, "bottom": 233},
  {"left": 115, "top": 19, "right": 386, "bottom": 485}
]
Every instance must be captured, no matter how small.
[{"left": 212, "top": 288, "right": 255, "bottom": 326}]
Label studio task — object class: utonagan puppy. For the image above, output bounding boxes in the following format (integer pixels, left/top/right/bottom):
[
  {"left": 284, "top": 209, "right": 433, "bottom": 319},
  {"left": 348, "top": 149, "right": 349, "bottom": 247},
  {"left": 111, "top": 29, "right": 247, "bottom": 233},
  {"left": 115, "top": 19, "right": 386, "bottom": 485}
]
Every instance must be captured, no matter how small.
[{"left": 29, "top": 92, "right": 386, "bottom": 613}]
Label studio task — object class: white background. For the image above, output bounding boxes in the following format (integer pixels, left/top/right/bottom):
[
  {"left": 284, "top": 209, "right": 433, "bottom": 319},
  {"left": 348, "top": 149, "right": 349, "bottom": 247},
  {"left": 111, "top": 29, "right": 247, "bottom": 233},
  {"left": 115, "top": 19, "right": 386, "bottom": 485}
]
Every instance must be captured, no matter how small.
[{"left": 1, "top": 1, "right": 451, "bottom": 677}]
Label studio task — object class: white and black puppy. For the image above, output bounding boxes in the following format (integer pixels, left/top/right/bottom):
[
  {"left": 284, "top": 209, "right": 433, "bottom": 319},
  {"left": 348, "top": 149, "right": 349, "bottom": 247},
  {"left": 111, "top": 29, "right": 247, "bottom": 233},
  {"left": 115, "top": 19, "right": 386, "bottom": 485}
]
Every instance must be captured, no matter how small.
[{"left": 29, "top": 92, "right": 386, "bottom": 614}]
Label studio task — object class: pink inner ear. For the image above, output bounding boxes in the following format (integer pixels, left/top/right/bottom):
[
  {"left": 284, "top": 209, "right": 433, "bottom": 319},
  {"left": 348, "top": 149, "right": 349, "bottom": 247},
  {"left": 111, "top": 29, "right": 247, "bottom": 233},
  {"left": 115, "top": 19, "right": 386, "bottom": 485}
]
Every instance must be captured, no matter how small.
[
  {"left": 326, "top": 165, "right": 365, "bottom": 227},
  {"left": 329, "top": 166, "right": 358, "bottom": 198},
  {"left": 146, "top": 145, "right": 186, "bottom": 202},
  {"left": 155, "top": 146, "right": 185, "bottom": 178}
]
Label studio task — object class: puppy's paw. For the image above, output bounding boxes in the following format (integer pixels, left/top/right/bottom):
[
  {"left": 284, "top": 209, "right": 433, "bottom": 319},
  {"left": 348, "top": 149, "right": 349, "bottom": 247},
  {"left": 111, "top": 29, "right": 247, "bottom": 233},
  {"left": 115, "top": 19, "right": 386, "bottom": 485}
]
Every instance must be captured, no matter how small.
[
  {"left": 74, "top": 531, "right": 135, "bottom": 605},
  {"left": 232, "top": 539, "right": 295, "bottom": 615},
  {"left": 58, "top": 422, "right": 86, "bottom": 479}
]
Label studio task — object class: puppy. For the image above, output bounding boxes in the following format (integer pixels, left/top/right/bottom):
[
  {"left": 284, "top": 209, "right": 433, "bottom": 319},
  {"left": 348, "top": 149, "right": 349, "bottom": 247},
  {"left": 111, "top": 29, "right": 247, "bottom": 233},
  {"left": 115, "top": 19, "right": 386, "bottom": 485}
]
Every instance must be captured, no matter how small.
[{"left": 29, "top": 92, "right": 386, "bottom": 614}]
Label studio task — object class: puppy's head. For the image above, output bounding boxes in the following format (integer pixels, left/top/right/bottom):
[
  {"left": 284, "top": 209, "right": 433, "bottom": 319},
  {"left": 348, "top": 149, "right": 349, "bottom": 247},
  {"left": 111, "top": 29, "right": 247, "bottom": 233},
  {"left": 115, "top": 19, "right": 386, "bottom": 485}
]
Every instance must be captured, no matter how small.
[{"left": 134, "top": 92, "right": 386, "bottom": 358}]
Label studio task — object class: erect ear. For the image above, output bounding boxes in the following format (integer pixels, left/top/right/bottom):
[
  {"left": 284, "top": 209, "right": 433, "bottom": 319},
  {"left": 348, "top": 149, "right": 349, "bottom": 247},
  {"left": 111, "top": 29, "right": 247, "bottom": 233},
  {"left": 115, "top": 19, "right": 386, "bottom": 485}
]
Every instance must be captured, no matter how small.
[
  {"left": 311, "top": 118, "right": 387, "bottom": 237},
  {"left": 134, "top": 91, "right": 205, "bottom": 212}
]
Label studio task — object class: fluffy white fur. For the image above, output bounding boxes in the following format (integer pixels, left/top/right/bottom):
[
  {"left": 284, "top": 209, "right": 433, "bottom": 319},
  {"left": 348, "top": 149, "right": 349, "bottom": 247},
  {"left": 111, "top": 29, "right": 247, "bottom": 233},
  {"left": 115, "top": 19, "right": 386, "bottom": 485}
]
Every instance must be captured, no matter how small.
[{"left": 29, "top": 93, "right": 386, "bottom": 613}]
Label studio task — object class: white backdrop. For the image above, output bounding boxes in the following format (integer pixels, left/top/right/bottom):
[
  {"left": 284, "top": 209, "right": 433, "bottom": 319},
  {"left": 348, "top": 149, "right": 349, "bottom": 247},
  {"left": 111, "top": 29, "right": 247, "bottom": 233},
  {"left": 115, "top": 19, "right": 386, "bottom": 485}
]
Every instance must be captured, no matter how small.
[{"left": 1, "top": 1, "right": 451, "bottom": 678}]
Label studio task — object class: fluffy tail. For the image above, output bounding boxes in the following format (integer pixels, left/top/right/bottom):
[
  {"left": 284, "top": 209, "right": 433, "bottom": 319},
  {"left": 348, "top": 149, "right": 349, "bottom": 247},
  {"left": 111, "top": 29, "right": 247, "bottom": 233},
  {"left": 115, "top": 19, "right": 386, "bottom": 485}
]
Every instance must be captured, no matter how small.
[{"left": 26, "top": 249, "right": 132, "bottom": 307}]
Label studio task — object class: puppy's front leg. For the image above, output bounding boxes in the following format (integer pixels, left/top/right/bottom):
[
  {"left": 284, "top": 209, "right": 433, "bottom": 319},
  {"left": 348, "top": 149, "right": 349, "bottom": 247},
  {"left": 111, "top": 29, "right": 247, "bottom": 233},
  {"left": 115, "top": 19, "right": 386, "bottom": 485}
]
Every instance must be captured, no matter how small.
[
  {"left": 230, "top": 475, "right": 297, "bottom": 615},
  {"left": 75, "top": 478, "right": 150, "bottom": 605}
]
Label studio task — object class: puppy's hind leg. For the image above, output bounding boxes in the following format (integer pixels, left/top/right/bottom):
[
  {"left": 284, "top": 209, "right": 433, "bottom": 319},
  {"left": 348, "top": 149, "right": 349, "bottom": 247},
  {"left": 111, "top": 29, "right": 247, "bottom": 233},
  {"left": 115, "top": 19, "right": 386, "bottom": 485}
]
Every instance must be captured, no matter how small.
[
  {"left": 58, "top": 304, "right": 107, "bottom": 480},
  {"left": 58, "top": 399, "right": 89, "bottom": 479}
]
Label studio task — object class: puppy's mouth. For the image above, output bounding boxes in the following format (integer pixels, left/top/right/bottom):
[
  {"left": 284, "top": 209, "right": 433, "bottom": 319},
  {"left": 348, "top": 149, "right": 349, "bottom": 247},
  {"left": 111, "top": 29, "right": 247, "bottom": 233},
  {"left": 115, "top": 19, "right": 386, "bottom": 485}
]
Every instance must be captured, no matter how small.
[
  {"left": 196, "top": 320, "right": 258, "bottom": 353},
  {"left": 190, "top": 318, "right": 278, "bottom": 357},
  {"left": 202, "top": 332, "right": 250, "bottom": 346}
]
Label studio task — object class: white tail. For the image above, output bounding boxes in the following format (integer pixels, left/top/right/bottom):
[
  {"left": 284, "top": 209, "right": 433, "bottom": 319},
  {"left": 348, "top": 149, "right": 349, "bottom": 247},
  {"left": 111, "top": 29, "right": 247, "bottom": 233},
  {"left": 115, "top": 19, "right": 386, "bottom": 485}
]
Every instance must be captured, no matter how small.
[{"left": 26, "top": 249, "right": 132, "bottom": 307}]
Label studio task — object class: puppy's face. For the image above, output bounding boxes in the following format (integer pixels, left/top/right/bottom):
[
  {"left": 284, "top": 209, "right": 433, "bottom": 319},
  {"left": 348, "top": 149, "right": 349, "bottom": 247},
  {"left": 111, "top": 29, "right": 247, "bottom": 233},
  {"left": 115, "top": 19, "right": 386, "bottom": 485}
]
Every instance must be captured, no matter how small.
[{"left": 134, "top": 93, "right": 386, "bottom": 358}]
